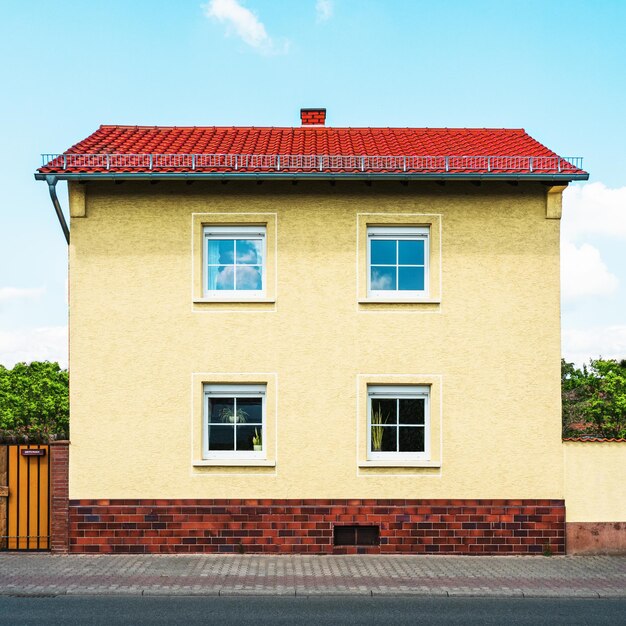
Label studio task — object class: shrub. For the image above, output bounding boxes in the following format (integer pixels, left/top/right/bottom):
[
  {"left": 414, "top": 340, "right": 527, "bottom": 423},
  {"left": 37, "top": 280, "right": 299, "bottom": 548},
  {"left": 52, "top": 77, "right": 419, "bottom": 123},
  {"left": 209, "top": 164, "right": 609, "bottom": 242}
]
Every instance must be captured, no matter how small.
[
  {"left": 0, "top": 361, "right": 69, "bottom": 443},
  {"left": 562, "top": 358, "right": 626, "bottom": 439}
]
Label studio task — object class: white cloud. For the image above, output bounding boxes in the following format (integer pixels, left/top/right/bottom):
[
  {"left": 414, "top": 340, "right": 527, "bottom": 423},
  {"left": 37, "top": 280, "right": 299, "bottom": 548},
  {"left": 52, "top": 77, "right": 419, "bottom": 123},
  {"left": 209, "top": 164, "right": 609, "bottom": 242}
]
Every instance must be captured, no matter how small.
[
  {"left": 0, "top": 287, "right": 45, "bottom": 303},
  {"left": 560, "top": 182, "right": 624, "bottom": 302},
  {"left": 316, "top": 0, "right": 333, "bottom": 22},
  {"left": 563, "top": 325, "right": 626, "bottom": 366},
  {"left": 203, "top": 0, "right": 285, "bottom": 53},
  {"left": 0, "top": 326, "right": 68, "bottom": 368},
  {"left": 561, "top": 240, "right": 618, "bottom": 300},
  {"left": 562, "top": 182, "right": 626, "bottom": 242}
]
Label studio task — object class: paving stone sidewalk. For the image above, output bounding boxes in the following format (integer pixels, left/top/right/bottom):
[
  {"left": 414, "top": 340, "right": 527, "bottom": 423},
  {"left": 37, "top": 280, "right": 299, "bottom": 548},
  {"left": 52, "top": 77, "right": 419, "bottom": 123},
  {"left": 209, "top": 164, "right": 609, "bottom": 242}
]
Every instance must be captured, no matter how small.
[{"left": 0, "top": 554, "right": 624, "bottom": 598}]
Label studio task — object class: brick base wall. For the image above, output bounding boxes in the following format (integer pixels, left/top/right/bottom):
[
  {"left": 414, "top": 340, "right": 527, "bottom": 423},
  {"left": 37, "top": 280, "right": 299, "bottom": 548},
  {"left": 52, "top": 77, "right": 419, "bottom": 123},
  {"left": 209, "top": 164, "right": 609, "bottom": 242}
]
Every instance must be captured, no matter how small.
[
  {"left": 68, "top": 499, "right": 564, "bottom": 555},
  {"left": 49, "top": 441, "right": 70, "bottom": 553}
]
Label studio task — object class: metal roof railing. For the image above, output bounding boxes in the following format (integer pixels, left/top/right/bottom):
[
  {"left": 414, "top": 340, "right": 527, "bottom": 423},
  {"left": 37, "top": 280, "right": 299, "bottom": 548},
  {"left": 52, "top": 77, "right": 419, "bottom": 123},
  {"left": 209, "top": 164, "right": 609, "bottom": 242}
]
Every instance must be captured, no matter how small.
[{"left": 40, "top": 153, "right": 585, "bottom": 173}]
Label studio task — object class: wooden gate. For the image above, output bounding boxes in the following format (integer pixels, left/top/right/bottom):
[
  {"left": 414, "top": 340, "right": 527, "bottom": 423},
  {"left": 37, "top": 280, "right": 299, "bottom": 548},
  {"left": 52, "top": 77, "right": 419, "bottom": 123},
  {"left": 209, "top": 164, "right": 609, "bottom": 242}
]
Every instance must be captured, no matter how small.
[{"left": 0, "top": 445, "right": 50, "bottom": 550}]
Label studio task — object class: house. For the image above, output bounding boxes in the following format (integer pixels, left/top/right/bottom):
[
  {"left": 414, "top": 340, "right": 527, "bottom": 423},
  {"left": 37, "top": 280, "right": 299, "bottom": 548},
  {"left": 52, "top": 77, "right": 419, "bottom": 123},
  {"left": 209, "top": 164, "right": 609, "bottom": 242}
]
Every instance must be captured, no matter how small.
[{"left": 36, "top": 108, "right": 591, "bottom": 554}]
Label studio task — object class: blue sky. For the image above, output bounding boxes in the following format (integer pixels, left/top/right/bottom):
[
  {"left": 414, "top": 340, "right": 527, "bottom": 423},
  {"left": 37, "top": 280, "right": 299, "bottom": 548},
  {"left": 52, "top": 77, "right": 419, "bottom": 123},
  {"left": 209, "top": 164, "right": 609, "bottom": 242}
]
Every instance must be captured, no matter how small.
[{"left": 0, "top": 0, "right": 624, "bottom": 366}]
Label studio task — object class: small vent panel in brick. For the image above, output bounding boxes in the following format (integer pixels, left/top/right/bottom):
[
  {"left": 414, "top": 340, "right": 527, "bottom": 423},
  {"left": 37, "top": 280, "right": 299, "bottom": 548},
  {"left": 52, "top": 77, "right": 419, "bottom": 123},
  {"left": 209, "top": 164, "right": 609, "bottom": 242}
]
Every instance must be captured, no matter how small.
[{"left": 333, "top": 525, "right": 380, "bottom": 546}]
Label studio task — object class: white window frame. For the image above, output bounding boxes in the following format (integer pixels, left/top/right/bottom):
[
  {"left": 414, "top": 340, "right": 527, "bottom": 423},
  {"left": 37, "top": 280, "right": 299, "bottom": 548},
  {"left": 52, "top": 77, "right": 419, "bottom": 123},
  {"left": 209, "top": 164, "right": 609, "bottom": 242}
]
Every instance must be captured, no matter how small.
[
  {"left": 367, "top": 385, "right": 430, "bottom": 460},
  {"left": 367, "top": 226, "right": 429, "bottom": 299},
  {"left": 203, "top": 225, "right": 267, "bottom": 299},
  {"left": 203, "top": 384, "right": 266, "bottom": 460}
]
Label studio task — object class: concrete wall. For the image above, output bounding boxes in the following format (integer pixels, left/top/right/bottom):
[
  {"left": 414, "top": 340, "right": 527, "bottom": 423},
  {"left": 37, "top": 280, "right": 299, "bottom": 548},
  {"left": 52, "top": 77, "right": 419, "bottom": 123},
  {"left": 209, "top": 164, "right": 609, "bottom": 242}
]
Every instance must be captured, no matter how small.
[
  {"left": 564, "top": 441, "right": 626, "bottom": 554},
  {"left": 68, "top": 180, "right": 563, "bottom": 501}
]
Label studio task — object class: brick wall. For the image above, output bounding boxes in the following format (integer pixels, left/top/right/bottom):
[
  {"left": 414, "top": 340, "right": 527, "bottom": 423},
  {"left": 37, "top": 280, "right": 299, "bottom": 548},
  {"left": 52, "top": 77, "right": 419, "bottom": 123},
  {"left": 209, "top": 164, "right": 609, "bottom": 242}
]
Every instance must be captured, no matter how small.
[
  {"left": 68, "top": 499, "right": 564, "bottom": 555},
  {"left": 49, "top": 441, "right": 70, "bottom": 553},
  {"left": 300, "top": 109, "right": 326, "bottom": 125}
]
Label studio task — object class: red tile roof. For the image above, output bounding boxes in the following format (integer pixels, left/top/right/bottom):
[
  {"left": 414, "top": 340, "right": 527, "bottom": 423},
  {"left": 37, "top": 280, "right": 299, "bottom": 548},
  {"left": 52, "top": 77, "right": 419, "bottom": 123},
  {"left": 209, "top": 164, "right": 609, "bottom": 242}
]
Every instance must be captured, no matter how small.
[
  {"left": 38, "top": 125, "right": 587, "bottom": 177},
  {"left": 562, "top": 437, "right": 626, "bottom": 443}
]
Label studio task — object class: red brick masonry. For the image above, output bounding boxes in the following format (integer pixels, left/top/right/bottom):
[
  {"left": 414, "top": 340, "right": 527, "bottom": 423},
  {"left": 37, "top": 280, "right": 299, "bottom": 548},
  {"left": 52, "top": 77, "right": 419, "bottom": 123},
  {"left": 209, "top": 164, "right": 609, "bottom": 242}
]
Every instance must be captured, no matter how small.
[
  {"left": 68, "top": 499, "right": 565, "bottom": 555},
  {"left": 300, "top": 108, "right": 326, "bottom": 125},
  {"left": 49, "top": 441, "right": 70, "bottom": 553}
]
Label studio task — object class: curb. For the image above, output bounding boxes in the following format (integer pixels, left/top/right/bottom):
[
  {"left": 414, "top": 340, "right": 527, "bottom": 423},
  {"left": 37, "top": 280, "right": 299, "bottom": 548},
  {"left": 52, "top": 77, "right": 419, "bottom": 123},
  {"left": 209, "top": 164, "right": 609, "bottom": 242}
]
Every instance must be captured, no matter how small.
[{"left": 1, "top": 589, "right": 624, "bottom": 598}]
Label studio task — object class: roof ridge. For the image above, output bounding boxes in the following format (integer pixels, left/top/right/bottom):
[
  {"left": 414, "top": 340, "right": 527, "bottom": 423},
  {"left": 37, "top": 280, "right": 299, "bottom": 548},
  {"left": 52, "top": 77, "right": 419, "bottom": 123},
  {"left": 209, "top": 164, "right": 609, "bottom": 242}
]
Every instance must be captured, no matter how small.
[
  {"left": 562, "top": 437, "right": 626, "bottom": 442},
  {"left": 96, "top": 124, "right": 527, "bottom": 132}
]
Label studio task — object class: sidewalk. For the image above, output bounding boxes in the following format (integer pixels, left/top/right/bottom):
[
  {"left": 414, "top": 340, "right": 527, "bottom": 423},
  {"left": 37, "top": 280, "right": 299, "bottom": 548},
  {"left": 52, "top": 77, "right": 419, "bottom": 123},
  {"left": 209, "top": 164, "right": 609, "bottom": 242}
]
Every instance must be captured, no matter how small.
[{"left": 0, "top": 554, "right": 624, "bottom": 598}]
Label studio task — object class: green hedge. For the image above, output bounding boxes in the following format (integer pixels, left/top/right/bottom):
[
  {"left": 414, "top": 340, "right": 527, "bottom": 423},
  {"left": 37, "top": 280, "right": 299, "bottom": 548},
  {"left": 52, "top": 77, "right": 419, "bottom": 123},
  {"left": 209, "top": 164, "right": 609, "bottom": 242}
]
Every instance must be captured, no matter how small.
[
  {"left": 0, "top": 361, "right": 69, "bottom": 443},
  {"left": 562, "top": 358, "right": 626, "bottom": 439}
]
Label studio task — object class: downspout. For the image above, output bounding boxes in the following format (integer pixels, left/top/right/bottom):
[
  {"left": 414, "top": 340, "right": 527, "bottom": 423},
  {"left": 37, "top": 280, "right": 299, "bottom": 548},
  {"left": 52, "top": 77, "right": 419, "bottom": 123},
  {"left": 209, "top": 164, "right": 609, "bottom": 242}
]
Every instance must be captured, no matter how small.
[{"left": 45, "top": 175, "right": 70, "bottom": 244}]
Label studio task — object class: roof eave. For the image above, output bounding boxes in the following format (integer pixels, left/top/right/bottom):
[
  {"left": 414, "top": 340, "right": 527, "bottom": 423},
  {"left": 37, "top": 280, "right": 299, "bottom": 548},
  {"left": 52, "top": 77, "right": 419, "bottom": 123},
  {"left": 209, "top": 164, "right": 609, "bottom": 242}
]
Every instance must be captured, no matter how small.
[{"left": 34, "top": 172, "right": 589, "bottom": 182}]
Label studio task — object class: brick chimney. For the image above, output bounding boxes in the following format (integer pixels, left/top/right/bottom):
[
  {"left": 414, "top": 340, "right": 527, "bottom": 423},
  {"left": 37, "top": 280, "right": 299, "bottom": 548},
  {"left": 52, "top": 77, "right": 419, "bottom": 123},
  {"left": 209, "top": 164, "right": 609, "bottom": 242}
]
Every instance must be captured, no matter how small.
[{"left": 300, "top": 108, "right": 326, "bottom": 126}]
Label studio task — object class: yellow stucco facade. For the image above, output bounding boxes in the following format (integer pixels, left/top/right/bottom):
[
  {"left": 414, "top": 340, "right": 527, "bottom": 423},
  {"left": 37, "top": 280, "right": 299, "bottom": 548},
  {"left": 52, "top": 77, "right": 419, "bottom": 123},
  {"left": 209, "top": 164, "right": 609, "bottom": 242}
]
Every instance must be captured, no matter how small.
[{"left": 68, "top": 180, "right": 563, "bottom": 500}]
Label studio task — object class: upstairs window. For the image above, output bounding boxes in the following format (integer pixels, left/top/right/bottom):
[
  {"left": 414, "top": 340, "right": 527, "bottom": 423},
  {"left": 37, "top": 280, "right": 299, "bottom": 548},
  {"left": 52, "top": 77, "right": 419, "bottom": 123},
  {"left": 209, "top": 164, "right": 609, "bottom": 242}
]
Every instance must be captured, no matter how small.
[
  {"left": 367, "top": 385, "right": 430, "bottom": 460},
  {"left": 204, "top": 226, "right": 266, "bottom": 298},
  {"left": 367, "top": 226, "right": 429, "bottom": 298}
]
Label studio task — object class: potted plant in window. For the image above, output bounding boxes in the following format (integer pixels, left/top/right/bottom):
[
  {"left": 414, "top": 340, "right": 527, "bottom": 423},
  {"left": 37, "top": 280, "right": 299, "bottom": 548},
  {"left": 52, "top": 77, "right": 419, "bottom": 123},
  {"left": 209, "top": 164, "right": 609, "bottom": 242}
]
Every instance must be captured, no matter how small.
[
  {"left": 219, "top": 407, "right": 248, "bottom": 423},
  {"left": 252, "top": 428, "right": 262, "bottom": 451},
  {"left": 371, "top": 406, "right": 386, "bottom": 452}
]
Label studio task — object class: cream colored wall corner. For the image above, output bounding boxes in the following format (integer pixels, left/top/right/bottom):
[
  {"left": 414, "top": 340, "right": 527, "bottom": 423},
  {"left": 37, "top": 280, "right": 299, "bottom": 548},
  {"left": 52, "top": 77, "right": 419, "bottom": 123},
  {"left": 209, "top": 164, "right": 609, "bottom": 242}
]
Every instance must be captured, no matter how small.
[
  {"left": 546, "top": 185, "right": 567, "bottom": 219},
  {"left": 68, "top": 182, "right": 86, "bottom": 217}
]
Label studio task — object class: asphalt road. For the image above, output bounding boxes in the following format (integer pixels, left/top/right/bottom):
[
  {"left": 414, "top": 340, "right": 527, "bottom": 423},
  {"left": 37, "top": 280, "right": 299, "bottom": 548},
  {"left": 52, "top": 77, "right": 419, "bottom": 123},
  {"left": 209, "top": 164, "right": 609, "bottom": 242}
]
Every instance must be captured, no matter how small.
[{"left": 0, "top": 596, "right": 625, "bottom": 625}]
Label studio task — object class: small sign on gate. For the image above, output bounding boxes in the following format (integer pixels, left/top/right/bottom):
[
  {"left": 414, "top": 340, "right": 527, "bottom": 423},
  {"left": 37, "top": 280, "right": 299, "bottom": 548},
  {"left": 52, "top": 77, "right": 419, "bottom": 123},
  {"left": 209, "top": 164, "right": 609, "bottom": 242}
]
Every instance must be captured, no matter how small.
[{"left": 20, "top": 449, "right": 46, "bottom": 457}]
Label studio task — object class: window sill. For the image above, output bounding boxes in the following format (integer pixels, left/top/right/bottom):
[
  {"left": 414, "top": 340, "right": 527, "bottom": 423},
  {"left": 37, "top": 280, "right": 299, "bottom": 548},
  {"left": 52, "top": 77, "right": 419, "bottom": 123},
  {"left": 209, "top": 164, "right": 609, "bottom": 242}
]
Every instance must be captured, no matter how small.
[
  {"left": 193, "top": 459, "right": 276, "bottom": 467},
  {"left": 358, "top": 298, "right": 441, "bottom": 304},
  {"left": 194, "top": 297, "right": 276, "bottom": 304},
  {"left": 359, "top": 460, "right": 441, "bottom": 468}
]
